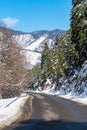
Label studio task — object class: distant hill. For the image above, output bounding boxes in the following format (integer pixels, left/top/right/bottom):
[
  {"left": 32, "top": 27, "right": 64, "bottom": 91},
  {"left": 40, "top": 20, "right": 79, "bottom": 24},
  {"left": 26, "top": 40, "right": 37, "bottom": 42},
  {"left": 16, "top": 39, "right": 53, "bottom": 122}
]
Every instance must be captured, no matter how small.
[{"left": 0, "top": 26, "right": 66, "bottom": 67}]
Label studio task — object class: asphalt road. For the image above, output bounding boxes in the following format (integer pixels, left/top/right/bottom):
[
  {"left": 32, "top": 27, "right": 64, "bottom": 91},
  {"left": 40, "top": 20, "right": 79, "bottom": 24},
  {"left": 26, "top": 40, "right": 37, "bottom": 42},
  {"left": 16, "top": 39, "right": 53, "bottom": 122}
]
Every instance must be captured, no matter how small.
[{"left": 8, "top": 93, "right": 87, "bottom": 130}]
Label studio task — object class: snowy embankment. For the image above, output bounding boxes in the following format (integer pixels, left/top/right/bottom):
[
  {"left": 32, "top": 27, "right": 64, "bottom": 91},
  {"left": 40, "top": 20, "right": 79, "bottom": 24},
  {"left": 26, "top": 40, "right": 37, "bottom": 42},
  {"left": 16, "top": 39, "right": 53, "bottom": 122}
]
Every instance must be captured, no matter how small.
[
  {"left": 39, "top": 89, "right": 87, "bottom": 106},
  {"left": 30, "top": 60, "right": 87, "bottom": 106},
  {"left": 0, "top": 94, "right": 30, "bottom": 130},
  {"left": 31, "top": 88, "right": 87, "bottom": 106}
]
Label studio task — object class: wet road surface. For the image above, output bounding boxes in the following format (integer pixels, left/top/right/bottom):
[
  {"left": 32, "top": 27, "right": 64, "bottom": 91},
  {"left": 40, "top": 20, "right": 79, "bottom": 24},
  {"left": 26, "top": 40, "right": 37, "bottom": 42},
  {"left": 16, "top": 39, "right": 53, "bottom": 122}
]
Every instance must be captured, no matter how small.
[{"left": 8, "top": 93, "right": 87, "bottom": 130}]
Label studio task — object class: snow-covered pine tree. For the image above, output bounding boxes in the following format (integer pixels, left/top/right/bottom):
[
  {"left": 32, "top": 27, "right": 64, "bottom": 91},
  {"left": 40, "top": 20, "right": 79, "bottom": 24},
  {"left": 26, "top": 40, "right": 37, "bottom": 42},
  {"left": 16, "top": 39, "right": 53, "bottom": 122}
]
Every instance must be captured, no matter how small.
[
  {"left": 41, "top": 42, "right": 53, "bottom": 80},
  {"left": 62, "top": 30, "right": 78, "bottom": 67},
  {"left": 71, "top": 0, "right": 87, "bottom": 66},
  {"left": 52, "top": 36, "right": 68, "bottom": 88}
]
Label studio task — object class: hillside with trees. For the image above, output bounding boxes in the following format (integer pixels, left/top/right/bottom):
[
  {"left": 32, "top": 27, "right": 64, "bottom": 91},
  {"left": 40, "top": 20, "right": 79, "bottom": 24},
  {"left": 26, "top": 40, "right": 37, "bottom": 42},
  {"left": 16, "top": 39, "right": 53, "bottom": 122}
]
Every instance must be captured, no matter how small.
[
  {"left": 71, "top": 0, "right": 87, "bottom": 67},
  {"left": 29, "top": 0, "right": 87, "bottom": 96},
  {"left": 0, "top": 0, "right": 87, "bottom": 98}
]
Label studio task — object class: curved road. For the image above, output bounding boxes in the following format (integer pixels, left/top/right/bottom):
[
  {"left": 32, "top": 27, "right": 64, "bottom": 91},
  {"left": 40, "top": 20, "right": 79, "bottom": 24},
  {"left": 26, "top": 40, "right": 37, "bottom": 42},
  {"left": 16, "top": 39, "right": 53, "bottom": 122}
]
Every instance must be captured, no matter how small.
[{"left": 8, "top": 93, "right": 87, "bottom": 130}]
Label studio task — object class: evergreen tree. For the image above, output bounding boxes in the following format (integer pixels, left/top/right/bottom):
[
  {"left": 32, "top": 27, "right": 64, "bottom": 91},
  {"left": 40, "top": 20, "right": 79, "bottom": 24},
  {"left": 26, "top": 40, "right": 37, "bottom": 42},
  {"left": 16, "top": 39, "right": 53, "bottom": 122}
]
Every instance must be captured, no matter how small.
[
  {"left": 41, "top": 43, "right": 53, "bottom": 80},
  {"left": 61, "top": 30, "right": 78, "bottom": 67},
  {"left": 31, "top": 64, "right": 41, "bottom": 83},
  {"left": 71, "top": 0, "right": 87, "bottom": 66},
  {"left": 52, "top": 36, "right": 68, "bottom": 88}
]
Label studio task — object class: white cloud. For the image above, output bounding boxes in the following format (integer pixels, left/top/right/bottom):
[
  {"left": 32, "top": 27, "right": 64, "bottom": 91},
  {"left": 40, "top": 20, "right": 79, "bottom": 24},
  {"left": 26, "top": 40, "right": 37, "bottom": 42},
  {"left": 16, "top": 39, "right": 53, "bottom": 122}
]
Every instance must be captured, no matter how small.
[{"left": 1, "top": 17, "right": 19, "bottom": 27}]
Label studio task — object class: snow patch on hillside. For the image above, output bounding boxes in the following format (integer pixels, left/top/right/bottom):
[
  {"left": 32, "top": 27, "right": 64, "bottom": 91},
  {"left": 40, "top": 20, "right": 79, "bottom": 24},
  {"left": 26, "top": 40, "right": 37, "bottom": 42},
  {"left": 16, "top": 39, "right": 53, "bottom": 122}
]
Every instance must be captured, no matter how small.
[
  {"left": 25, "top": 34, "right": 49, "bottom": 51},
  {"left": 14, "top": 34, "right": 51, "bottom": 68},
  {"left": 23, "top": 50, "right": 41, "bottom": 68},
  {"left": 14, "top": 34, "right": 35, "bottom": 48}
]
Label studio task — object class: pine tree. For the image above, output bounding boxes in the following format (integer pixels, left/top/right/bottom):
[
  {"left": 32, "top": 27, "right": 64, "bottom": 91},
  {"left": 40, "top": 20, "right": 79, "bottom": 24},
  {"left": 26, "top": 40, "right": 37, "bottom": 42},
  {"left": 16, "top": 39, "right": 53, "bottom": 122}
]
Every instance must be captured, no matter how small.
[
  {"left": 52, "top": 36, "right": 68, "bottom": 88},
  {"left": 71, "top": 0, "right": 87, "bottom": 66},
  {"left": 41, "top": 43, "right": 53, "bottom": 80},
  {"left": 72, "top": 0, "right": 81, "bottom": 6}
]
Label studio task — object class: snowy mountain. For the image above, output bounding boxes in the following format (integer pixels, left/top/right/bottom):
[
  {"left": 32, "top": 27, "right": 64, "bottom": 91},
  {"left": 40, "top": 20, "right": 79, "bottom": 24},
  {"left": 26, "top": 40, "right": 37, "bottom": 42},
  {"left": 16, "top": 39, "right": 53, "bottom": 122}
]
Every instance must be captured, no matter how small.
[
  {"left": 14, "top": 29, "right": 65, "bottom": 67},
  {"left": 14, "top": 29, "right": 65, "bottom": 51},
  {"left": 14, "top": 34, "right": 35, "bottom": 48},
  {"left": 24, "top": 34, "right": 55, "bottom": 52},
  {"left": 0, "top": 27, "right": 65, "bottom": 68}
]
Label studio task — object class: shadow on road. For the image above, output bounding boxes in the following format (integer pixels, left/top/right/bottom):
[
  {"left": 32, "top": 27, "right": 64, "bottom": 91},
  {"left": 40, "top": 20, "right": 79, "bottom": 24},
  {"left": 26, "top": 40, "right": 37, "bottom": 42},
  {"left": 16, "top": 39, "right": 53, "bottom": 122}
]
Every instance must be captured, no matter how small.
[{"left": 10, "top": 119, "right": 87, "bottom": 130}]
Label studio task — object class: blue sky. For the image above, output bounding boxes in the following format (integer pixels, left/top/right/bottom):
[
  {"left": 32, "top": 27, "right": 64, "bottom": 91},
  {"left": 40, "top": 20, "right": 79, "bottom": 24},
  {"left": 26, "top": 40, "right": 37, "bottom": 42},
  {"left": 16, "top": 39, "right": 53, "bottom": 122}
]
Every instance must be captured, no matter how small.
[{"left": 0, "top": 0, "right": 72, "bottom": 32}]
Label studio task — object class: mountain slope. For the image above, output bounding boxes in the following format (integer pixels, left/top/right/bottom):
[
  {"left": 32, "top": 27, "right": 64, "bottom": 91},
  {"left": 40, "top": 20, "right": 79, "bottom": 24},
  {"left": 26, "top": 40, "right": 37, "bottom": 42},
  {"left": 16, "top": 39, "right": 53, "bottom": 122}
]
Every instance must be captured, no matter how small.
[
  {"left": 14, "top": 29, "right": 65, "bottom": 67},
  {"left": 0, "top": 27, "right": 65, "bottom": 68},
  {"left": 14, "top": 34, "right": 35, "bottom": 48},
  {"left": 14, "top": 29, "right": 65, "bottom": 50},
  {"left": 31, "top": 29, "right": 65, "bottom": 39}
]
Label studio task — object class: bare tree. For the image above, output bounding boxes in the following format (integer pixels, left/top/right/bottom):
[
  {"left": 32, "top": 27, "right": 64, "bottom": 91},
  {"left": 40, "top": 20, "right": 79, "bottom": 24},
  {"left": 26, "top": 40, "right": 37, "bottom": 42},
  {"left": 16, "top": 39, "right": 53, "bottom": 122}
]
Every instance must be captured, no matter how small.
[{"left": 0, "top": 26, "right": 29, "bottom": 98}]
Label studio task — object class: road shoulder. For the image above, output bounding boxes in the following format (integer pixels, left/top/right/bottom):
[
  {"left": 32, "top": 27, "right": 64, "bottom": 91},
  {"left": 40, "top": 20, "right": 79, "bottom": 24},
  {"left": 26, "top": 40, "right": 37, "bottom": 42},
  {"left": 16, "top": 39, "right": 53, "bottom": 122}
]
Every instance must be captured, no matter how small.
[{"left": 0, "top": 94, "right": 32, "bottom": 130}]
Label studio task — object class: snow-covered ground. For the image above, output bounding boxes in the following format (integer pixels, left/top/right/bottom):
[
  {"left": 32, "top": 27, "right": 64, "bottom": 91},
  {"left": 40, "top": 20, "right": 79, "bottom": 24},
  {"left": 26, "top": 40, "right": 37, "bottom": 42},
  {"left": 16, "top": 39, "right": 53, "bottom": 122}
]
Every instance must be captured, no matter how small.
[
  {"left": 22, "top": 50, "right": 41, "bottom": 68},
  {"left": 25, "top": 34, "right": 48, "bottom": 51},
  {"left": 0, "top": 94, "right": 29, "bottom": 129},
  {"left": 14, "top": 34, "right": 35, "bottom": 48},
  {"left": 29, "top": 60, "right": 87, "bottom": 106}
]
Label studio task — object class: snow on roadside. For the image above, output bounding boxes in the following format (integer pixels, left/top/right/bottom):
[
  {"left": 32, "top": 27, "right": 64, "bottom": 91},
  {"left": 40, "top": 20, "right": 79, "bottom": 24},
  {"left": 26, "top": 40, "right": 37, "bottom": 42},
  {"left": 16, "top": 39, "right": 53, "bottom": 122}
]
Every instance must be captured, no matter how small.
[
  {"left": 0, "top": 94, "right": 29, "bottom": 129},
  {"left": 30, "top": 88, "right": 87, "bottom": 106},
  {"left": 57, "top": 92, "right": 87, "bottom": 106},
  {"left": 36, "top": 83, "right": 87, "bottom": 106},
  {"left": 37, "top": 61, "right": 87, "bottom": 105}
]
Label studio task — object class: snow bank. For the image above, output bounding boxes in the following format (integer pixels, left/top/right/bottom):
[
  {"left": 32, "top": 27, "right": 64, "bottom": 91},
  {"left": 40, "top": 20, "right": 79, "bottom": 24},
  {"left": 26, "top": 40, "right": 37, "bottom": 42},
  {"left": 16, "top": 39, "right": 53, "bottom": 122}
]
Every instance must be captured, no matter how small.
[
  {"left": 55, "top": 60, "right": 87, "bottom": 104},
  {"left": 29, "top": 60, "right": 87, "bottom": 106},
  {"left": 0, "top": 94, "right": 29, "bottom": 129},
  {"left": 75, "top": 60, "right": 87, "bottom": 96},
  {"left": 31, "top": 88, "right": 87, "bottom": 106}
]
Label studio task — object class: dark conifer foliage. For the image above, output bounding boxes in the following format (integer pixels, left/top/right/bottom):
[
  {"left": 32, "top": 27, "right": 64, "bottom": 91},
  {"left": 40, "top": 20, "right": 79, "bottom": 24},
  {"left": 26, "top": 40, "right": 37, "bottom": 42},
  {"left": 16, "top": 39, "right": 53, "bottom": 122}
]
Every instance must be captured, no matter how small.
[{"left": 71, "top": 0, "right": 87, "bottom": 66}]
